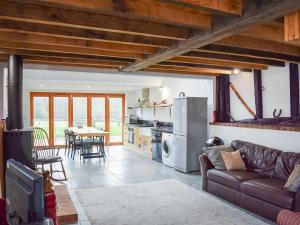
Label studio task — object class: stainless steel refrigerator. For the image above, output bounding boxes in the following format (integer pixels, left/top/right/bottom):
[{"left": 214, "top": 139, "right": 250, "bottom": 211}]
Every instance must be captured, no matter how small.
[{"left": 173, "top": 97, "right": 207, "bottom": 173}]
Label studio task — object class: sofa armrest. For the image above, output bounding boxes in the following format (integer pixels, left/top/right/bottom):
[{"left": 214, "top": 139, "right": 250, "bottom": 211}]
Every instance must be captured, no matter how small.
[
  {"left": 294, "top": 190, "right": 300, "bottom": 211},
  {"left": 199, "top": 154, "right": 214, "bottom": 192}
]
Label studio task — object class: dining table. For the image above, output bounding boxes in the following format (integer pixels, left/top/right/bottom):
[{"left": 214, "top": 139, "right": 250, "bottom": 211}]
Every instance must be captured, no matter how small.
[{"left": 68, "top": 127, "right": 110, "bottom": 160}]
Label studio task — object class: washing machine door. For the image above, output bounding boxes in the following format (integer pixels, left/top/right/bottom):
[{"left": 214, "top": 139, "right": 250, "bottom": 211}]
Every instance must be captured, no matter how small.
[{"left": 162, "top": 139, "right": 170, "bottom": 158}]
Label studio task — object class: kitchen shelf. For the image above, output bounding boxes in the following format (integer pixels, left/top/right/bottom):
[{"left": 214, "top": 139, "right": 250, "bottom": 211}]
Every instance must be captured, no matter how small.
[{"left": 127, "top": 104, "right": 173, "bottom": 116}]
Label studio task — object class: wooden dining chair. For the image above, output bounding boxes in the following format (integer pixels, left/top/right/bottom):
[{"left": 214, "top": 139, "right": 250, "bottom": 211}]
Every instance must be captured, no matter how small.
[{"left": 33, "top": 127, "right": 67, "bottom": 181}]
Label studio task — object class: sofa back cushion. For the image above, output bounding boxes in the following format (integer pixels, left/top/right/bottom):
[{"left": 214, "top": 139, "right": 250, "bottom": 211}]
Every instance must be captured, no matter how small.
[
  {"left": 274, "top": 152, "right": 300, "bottom": 181},
  {"left": 231, "top": 140, "right": 280, "bottom": 177}
]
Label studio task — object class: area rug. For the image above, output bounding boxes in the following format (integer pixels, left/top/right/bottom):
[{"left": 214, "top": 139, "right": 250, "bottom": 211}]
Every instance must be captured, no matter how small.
[{"left": 76, "top": 179, "right": 271, "bottom": 225}]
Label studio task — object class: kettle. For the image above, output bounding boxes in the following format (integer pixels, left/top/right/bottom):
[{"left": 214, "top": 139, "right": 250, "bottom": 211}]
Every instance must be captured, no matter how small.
[{"left": 154, "top": 120, "right": 160, "bottom": 128}]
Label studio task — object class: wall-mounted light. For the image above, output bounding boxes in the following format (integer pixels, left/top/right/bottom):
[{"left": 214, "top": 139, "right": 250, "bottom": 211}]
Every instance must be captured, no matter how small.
[
  {"left": 39, "top": 84, "right": 44, "bottom": 88},
  {"left": 232, "top": 68, "right": 240, "bottom": 75},
  {"left": 86, "top": 85, "right": 90, "bottom": 89},
  {"left": 159, "top": 86, "right": 163, "bottom": 92}
]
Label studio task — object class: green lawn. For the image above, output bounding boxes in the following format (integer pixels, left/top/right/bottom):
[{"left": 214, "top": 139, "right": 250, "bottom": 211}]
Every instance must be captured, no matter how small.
[{"left": 33, "top": 120, "right": 122, "bottom": 139}]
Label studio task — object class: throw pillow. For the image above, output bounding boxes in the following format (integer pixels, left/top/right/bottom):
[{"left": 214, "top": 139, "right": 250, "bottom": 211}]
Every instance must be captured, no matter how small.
[
  {"left": 220, "top": 150, "right": 247, "bottom": 171},
  {"left": 284, "top": 164, "right": 300, "bottom": 191},
  {"left": 203, "top": 146, "right": 234, "bottom": 170}
]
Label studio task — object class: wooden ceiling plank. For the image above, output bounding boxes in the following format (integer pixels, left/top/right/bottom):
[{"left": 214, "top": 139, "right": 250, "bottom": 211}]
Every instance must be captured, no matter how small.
[
  {"left": 158, "top": 61, "right": 252, "bottom": 72},
  {"left": 164, "top": 0, "right": 242, "bottom": 15},
  {"left": 168, "top": 56, "right": 268, "bottom": 70},
  {"left": 0, "top": 41, "right": 142, "bottom": 59},
  {"left": 22, "top": 0, "right": 211, "bottom": 29},
  {"left": 149, "top": 65, "right": 232, "bottom": 74},
  {"left": 0, "top": 48, "right": 135, "bottom": 63},
  {"left": 197, "top": 44, "right": 300, "bottom": 63},
  {"left": 0, "top": 1, "right": 192, "bottom": 40},
  {"left": 217, "top": 35, "right": 300, "bottom": 56},
  {"left": 0, "top": 30, "right": 157, "bottom": 54},
  {"left": 183, "top": 51, "right": 285, "bottom": 67},
  {"left": 143, "top": 68, "right": 220, "bottom": 76},
  {"left": 122, "top": 0, "right": 300, "bottom": 72},
  {"left": 0, "top": 20, "right": 171, "bottom": 48}
]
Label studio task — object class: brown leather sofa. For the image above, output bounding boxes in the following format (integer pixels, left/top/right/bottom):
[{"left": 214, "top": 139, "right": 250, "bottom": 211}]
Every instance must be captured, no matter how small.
[{"left": 199, "top": 140, "right": 300, "bottom": 222}]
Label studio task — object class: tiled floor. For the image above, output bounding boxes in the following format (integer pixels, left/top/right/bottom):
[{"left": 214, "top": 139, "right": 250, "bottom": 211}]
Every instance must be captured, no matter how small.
[
  {"left": 56, "top": 145, "right": 273, "bottom": 225},
  {"left": 58, "top": 145, "right": 201, "bottom": 225}
]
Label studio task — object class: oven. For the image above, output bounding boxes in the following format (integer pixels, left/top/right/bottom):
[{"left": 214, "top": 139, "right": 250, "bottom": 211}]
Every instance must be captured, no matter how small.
[{"left": 128, "top": 127, "right": 135, "bottom": 144}]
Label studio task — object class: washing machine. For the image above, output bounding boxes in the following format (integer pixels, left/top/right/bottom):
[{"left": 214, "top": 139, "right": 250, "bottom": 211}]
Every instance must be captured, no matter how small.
[{"left": 162, "top": 132, "right": 174, "bottom": 168}]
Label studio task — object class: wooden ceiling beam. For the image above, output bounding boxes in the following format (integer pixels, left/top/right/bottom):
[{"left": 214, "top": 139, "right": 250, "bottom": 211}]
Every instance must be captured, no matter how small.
[
  {"left": 0, "top": 48, "right": 135, "bottom": 63},
  {"left": 0, "top": 1, "right": 191, "bottom": 40},
  {"left": 0, "top": 30, "right": 157, "bottom": 54},
  {"left": 0, "top": 20, "right": 171, "bottom": 48},
  {"left": 240, "top": 22, "right": 300, "bottom": 47},
  {"left": 217, "top": 35, "right": 300, "bottom": 56},
  {"left": 168, "top": 56, "right": 268, "bottom": 70},
  {"left": 122, "top": 0, "right": 300, "bottom": 72},
  {"left": 285, "top": 10, "right": 300, "bottom": 42},
  {"left": 0, "top": 41, "right": 142, "bottom": 59},
  {"left": 20, "top": 0, "right": 211, "bottom": 29},
  {"left": 148, "top": 65, "right": 232, "bottom": 74},
  {"left": 158, "top": 61, "right": 252, "bottom": 72},
  {"left": 143, "top": 68, "right": 219, "bottom": 76},
  {"left": 197, "top": 44, "right": 300, "bottom": 63},
  {"left": 182, "top": 52, "right": 285, "bottom": 67},
  {"left": 164, "top": 0, "right": 242, "bottom": 15}
]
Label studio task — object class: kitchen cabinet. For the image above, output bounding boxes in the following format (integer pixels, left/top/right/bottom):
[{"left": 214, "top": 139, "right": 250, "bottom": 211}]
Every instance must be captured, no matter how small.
[
  {"left": 124, "top": 125, "right": 152, "bottom": 156},
  {"left": 139, "top": 135, "right": 152, "bottom": 154}
]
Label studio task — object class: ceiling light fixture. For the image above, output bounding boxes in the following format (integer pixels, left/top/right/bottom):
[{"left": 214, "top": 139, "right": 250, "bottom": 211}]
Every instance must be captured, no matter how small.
[{"left": 232, "top": 68, "right": 240, "bottom": 75}]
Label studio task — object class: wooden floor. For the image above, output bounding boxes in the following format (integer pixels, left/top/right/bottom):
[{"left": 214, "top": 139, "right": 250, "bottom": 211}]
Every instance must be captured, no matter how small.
[{"left": 54, "top": 185, "right": 78, "bottom": 225}]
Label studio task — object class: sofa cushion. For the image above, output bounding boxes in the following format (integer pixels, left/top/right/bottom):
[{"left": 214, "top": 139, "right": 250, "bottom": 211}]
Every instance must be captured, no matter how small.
[
  {"left": 241, "top": 178, "right": 294, "bottom": 209},
  {"left": 274, "top": 152, "right": 300, "bottom": 181},
  {"left": 207, "top": 169, "right": 264, "bottom": 191},
  {"left": 231, "top": 140, "right": 280, "bottom": 178}
]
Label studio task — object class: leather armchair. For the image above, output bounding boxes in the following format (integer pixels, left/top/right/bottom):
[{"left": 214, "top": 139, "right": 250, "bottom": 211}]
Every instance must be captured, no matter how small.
[{"left": 199, "top": 154, "right": 214, "bottom": 191}]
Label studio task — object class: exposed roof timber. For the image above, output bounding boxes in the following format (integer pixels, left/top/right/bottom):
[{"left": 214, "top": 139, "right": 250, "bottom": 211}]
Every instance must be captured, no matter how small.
[
  {"left": 0, "top": 48, "right": 135, "bottom": 63},
  {"left": 122, "top": 0, "right": 300, "bottom": 72},
  {"left": 0, "top": 1, "right": 192, "bottom": 40},
  {"left": 182, "top": 52, "right": 285, "bottom": 67},
  {"left": 158, "top": 61, "right": 252, "bottom": 72},
  {"left": 284, "top": 10, "right": 300, "bottom": 42},
  {"left": 17, "top": 0, "right": 211, "bottom": 29},
  {"left": 0, "top": 30, "right": 157, "bottom": 54},
  {"left": 240, "top": 23, "right": 300, "bottom": 47},
  {"left": 0, "top": 41, "right": 142, "bottom": 59},
  {"left": 217, "top": 35, "right": 300, "bottom": 56},
  {"left": 197, "top": 44, "right": 300, "bottom": 63},
  {"left": 147, "top": 65, "right": 233, "bottom": 75},
  {"left": 0, "top": 20, "right": 172, "bottom": 48},
  {"left": 168, "top": 56, "right": 268, "bottom": 70},
  {"left": 162, "top": 0, "right": 242, "bottom": 15},
  {"left": 143, "top": 68, "right": 220, "bottom": 76}
]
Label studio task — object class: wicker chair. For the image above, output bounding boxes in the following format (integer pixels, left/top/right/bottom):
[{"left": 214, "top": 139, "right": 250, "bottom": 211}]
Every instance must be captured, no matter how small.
[{"left": 33, "top": 127, "right": 67, "bottom": 181}]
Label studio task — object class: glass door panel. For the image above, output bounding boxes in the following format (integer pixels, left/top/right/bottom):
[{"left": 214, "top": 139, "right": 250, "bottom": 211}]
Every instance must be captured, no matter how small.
[
  {"left": 33, "top": 97, "right": 49, "bottom": 135},
  {"left": 54, "top": 97, "right": 69, "bottom": 145},
  {"left": 73, "top": 97, "right": 88, "bottom": 127},
  {"left": 91, "top": 97, "right": 105, "bottom": 130},
  {"left": 109, "top": 97, "right": 123, "bottom": 143}
]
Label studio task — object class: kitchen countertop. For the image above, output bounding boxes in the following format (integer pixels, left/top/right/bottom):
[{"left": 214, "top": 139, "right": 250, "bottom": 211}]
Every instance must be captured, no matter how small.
[{"left": 151, "top": 127, "right": 173, "bottom": 134}]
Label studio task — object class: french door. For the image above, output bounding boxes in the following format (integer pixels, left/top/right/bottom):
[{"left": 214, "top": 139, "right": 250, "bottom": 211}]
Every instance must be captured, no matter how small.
[{"left": 30, "top": 93, "right": 125, "bottom": 146}]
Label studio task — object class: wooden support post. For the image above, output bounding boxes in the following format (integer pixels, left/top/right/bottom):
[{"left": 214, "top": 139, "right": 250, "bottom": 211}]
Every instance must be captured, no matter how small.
[
  {"left": 254, "top": 70, "right": 263, "bottom": 119},
  {"left": 216, "top": 75, "right": 230, "bottom": 122},
  {"left": 289, "top": 63, "right": 300, "bottom": 117},
  {"left": 284, "top": 10, "right": 300, "bottom": 42}
]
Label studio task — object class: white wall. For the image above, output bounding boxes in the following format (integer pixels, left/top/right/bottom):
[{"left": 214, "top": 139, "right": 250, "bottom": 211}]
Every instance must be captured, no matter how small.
[
  {"left": 229, "top": 64, "right": 299, "bottom": 120},
  {"left": 127, "top": 77, "right": 214, "bottom": 122},
  {"left": 210, "top": 63, "right": 300, "bottom": 152}
]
